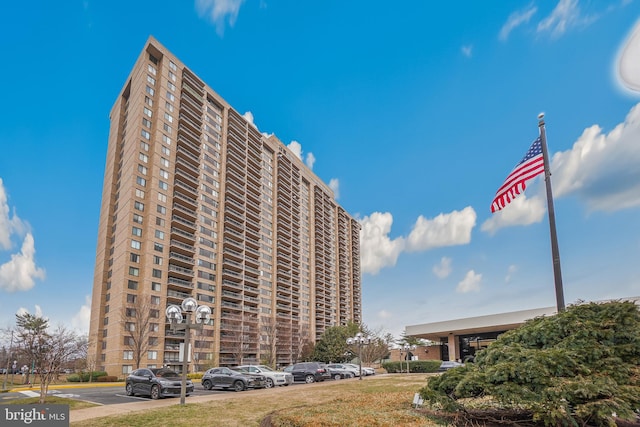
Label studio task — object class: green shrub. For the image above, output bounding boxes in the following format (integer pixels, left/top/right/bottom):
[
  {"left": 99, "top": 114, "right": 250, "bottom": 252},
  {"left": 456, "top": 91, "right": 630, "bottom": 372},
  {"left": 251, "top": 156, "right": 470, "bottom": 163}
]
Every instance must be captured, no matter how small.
[
  {"left": 187, "top": 373, "right": 203, "bottom": 380},
  {"left": 420, "top": 301, "right": 640, "bottom": 425},
  {"left": 381, "top": 360, "right": 441, "bottom": 373},
  {"left": 66, "top": 371, "right": 109, "bottom": 382}
]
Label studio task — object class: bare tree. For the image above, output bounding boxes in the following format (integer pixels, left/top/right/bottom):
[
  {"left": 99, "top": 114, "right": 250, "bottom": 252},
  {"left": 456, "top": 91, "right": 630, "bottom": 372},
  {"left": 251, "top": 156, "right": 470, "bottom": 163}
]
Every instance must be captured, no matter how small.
[
  {"left": 360, "top": 326, "right": 393, "bottom": 365},
  {"left": 260, "top": 316, "right": 278, "bottom": 368},
  {"left": 33, "top": 326, "right": 83, "bottom": 403},
  {"left": 294, "top": 326, "right": 312, "bottom": 364},
  {"left": 121, "top": 297, "right": 154, "bottom": 370}
]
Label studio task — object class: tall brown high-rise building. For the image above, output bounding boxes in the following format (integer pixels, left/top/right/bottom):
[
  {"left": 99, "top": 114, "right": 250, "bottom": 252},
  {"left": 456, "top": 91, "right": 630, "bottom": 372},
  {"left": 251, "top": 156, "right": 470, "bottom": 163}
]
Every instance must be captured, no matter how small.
[{"left": 88, "top": 37, "right": 362, "bottom": 376}]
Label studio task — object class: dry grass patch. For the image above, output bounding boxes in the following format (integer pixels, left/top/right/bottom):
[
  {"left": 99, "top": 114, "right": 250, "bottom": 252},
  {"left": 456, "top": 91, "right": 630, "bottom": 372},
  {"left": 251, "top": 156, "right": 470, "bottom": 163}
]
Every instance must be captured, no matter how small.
[
  {"left": 71, "top": 375, "right": 443, "bottom": 427},
  {"left": 1, "top": 396, "right": 97, "bottom": 411}
]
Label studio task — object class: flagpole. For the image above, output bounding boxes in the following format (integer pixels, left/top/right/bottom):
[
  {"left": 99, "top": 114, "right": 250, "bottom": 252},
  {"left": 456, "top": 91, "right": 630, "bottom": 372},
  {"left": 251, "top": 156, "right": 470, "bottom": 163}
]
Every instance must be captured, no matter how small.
[{"left": 538, "top": 113, "right": 565, "bottom": 312}]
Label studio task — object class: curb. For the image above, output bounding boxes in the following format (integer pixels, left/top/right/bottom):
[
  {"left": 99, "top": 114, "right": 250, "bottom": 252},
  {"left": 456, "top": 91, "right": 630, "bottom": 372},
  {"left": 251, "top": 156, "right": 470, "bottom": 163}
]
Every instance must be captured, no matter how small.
[{"left": 8, "top": 379, "right": 202, "bottom": 393}]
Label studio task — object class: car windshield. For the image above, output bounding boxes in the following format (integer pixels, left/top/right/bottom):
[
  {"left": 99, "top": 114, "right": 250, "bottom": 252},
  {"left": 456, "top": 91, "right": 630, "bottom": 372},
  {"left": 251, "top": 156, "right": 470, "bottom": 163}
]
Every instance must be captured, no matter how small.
[
  {"left": 152, "top": 368, "right": 179, "bottom": 378},
  {"left": 258, "top": 366, "right": 274, "bottom": 372}
]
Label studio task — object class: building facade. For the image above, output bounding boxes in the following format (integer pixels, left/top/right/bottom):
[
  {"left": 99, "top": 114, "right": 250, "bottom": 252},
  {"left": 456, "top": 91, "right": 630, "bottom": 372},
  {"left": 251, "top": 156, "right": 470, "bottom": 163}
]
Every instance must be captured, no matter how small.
[{"left": 88, "top": 37, "right": 362, "bottom": 376}]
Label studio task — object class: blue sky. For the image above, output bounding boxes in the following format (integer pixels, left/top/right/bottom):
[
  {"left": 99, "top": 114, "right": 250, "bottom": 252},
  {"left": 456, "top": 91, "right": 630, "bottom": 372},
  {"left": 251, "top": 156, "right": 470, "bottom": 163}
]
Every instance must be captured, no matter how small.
[{"left": 1, "top": 0, "right": 640, "bottom": 341}]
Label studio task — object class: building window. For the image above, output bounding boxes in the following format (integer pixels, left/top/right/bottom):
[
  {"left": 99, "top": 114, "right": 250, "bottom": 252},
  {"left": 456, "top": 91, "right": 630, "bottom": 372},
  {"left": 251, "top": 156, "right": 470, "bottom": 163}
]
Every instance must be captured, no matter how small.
[
  {"left": 165, "top": 102, "right": 173, "bottom": 112},
  {"left": 161, "top": 146, "right": 170, "bottom": 156},
  {"left": 123, "top": 351, "right": 134, "bottom": 360},
  {"left": 122, "top": 365, "right": 133, "bottom": 375},
  {"left": 166, "top": 91, "right": 175, "bottom": 102},
  {"left": 145, "top": 96, "right": 153, "bottom": 106},
  {"left": 151, "top": 282, "right": 161, "bottom": 291},
  {"left": 132, "top": 227, "right": 142, "bottom": 237},
  {"left": 154, "top": 230, "right": 164, "bottom": 240},
  {"left": 162, "top": 134, "right": 171, "bottom": 145},
  {"left": 125, "top": 308, "right": 136, "bottom": 317},
  {"left": 128, "top": 280, "right": 138, "bottom": 290},
  {"left": 162, "top": 123, "right": 172, "bottom": 134},
  {"left": 134, "top": 201, "right": 144, "bottom": 211},
  {"left": 152, "top": 269, "right": 162, "bottom": 278},
  {"left": 135, "top": 189, "right": 145, "bottom": 198},
  {"left": 153, "top": 255, "right": 162, "bottom": 265},
  {"left": 159, "top": 181, "right": 168, "bottom": 190},
  {"left": 139, "top": 153, "right": 148, "bottom": 163},
  {"left": 149, "top": 337, "right": 158, "bottom": 345},
  {"left": 154, "top": 242, "right": 163, "bottom": 252},
  {"left": 125, "top": 322, "right": 135, "bottom": 331},
  {"left": 159, "top": 169, "right": 169, "bottom": 179},
  {"left": 138, "top": 165, "right": 148, "bottom": 175},
  {"left": 127, "top": 294, "right": 137, "bottom": 303},
  {"left": 133, "top": 214, "right": 143, "bottom": 224},
  {"left": 142, "top": 118, "right": 151, "bottom": 128},
  {"left": 150, "top": 309, "right": 160, "bottom": 318},
  {"left": 148, "top": 64, "right": 156, "bottom": 75},
  {"left": 164, "top": 112, "right": 173, "bottom": 123},
  {"left": 169, "top": 61, "right": 177, "bottom": 71},
  {"left": 147, "top": 75, "right": 156, "bottom": 86},
  {"left": 141, "top": 130, "right": 150, "bottom": 140},
  {"left": 157, "top": 205, "right": 166, "bottom": 215},
  {"left": 167, "top": 81, "right": 176, "bottom": 91},
  {"left": 136, "top": 176, "right": 146, "bottom": 187},
  {"left": 149, "top": 323, "right": 159, "bottom": 332},
  {"left": 157, "top": 193, "right": 167, "bottom": 203},
  {"left": 130, "top": 253, "right": 140, "bottom": 263},
  {"left": 150, "top": 295, "right": 160, "bottom": 305},
  {"left": 168, "top": 71, "right": 176, "bottom": 81},
  {"left": 155, "top": 217, "right": 165, "bottom": 227},
  {"left": 148, "top": 351, "right": 158, "bottom": 360},
  {"left": 129, "top": 267, "right": 139, "bottom": 277},
  {"left": 131, "top": 240, "right": 141, "bottom": 250},
  {"left": 145, "top": 85, "right": 154, "bottom": 96}
]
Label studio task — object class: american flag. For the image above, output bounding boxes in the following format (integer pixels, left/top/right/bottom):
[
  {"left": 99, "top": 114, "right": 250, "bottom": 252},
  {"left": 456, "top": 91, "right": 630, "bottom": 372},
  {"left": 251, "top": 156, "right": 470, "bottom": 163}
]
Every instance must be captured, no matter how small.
[{"left": 491, "top": 138, "right": 544, "bottom": 213}]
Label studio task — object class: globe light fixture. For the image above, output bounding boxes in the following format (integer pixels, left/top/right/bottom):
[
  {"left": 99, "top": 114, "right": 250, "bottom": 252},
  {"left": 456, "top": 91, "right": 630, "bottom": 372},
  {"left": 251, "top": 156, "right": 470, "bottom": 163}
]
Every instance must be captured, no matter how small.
[{"left": 346, "top": 332, "right": 371, "bottom": 380}]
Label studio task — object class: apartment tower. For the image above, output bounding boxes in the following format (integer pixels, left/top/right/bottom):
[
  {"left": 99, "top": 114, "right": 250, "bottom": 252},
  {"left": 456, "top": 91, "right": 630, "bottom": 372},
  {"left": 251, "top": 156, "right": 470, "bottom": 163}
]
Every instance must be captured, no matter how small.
[{"left": 88, "top": 37, "right": 362, "bottom": 376}]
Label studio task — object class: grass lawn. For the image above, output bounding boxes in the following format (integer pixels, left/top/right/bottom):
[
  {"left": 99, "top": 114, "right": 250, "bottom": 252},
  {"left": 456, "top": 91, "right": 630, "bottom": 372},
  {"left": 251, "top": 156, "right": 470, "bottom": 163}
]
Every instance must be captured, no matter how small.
[
  {"left": 70, "top": 374, "right": 443, "bottom": 427},
  {"left": 0, "top": 395, "right": 97, "bottom": 411}
]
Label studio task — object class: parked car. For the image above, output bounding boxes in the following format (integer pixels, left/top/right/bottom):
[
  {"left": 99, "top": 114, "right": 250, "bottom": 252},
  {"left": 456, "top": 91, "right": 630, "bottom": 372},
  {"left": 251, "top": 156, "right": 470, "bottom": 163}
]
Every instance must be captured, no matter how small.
[
  {"left": 325, "top": 366, "right": 354, "bottom": 380},
  {"left": 438, "top": 361, "right": 464, "bottom": 371},
  {"left": 202, "top": 367, "right": 266, "bottom": 391},
  {"left": 235, "top": 364, "right": 293, "bottom": 388},
  {"left": 289, "top": 362, "right": 330, "bottom": 383},
  {"left": 326, "top": 363, "right": 359, "bottom": 378},
  {"left": 361, "top": 366, "right": 376, "bottom": 376},
  {"left": 125, "top": 367, "right": 193, "bottom": 399}
]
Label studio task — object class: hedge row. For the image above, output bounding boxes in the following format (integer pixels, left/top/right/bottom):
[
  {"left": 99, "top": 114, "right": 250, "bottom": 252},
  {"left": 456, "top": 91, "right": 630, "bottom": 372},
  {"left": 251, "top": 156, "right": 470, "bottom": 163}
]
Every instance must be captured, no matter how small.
[
  {"left": 66, "top": 371, "right": 109, "bottom": 382},
  {"left": 381, "top": 360, "right": 441, "bottom": 373}
]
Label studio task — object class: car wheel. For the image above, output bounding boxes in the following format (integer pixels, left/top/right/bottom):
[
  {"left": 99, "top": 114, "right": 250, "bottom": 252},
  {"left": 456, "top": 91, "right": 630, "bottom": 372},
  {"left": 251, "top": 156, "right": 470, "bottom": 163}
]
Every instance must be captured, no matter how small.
[
  {"left": 283, "top": 383, "right": 290, "bottom": 386},
  {"left": 233, "top": 380, "right": 245, "bottom": 392},
  {"left": 125, "top": 383, "right": 133, "bottom": 396},
  {"left": 150, "top": 385, "right": 160, "bottom": 400},
  {"left": 304, "top": 374, "right": 315, "bottom": 384},
  {"left": 202, "top": 380, "right": 213, "bottom": 390},
  {"left": 265, "top": 378, "right": 274, "bottom": 388},
  {"left": 333, "top": 373, "right": 341, "bottom": 380}
]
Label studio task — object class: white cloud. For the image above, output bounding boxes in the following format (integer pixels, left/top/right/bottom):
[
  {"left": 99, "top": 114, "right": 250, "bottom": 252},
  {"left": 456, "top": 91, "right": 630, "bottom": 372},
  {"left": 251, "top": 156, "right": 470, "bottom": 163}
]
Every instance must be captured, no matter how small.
[
  {"left": 405, "top": 206, "right": 476, "bottom": 252},
  {"left": 505, "top": 264, "right": 518, "bottom": 283},
  {"left": 305, "top": 152, "right": 315, "bottom": 170},
  {"left": 616, "top": 19, "right": 640, "bottom": 93},
  {"left": 329, "top": 178, "right": 340, "bottom": 200},
  {"left": 456, "top": 270, "right": 482, "bottom": 293},
  {"left": 537, "top": 0, "right": 598, "bottom": 39},
  {"left": 195, "top": 0, "right": 246, "bottom": 36},
  {"left": 377, "top": 309, "right": 392, "bottom": 320},
  {"left": 0, "top": 233, "right": 46, "bottom": 292},
  {"left": 0, "top": 178, "right": 26, "bottom": 250},
  {"left": 71, "top": 295, "right": 91, "bottom": 334},
  {"left": 359, "top": 212, "right": 405, "bottom": 275},
  {"left": 551, "top": 102, "right": 640, "bottom": 211},
  {"left": 461, "top": 45, "right": 473, "bottom": 58},
  {"left": 499, "top": 5, "right": 537, "bottom": 41},
  {"left": 242, "top": 111, "right": 257, "bottom": 129},
  {"left": 286, "top": 140, "right": 302, "bottom": 160},
  {"left": 286, "top": 140, "right": 316, "bottom": 171},
  {"left": 433, "top": 257, "right": 452, "bottom": 279},
  {"left": 481, "top": 193, "right": 546, "bottom": 234},
  {"left": 360, "top": 208, "right": 476, "bottom": 275}
]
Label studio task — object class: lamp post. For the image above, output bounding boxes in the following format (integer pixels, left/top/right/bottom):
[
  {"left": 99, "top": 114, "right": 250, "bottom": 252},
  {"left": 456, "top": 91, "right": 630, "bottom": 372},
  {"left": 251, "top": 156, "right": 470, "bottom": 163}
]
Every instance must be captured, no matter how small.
[
  {"left": 346, "top": 332, "right": 371, "bottom": 380},
  {"left": 165, "top": 297, "right": 211, "bottom": 405},
  {"left": 402, "top": 343, "right": 416, "bottom": 374}
]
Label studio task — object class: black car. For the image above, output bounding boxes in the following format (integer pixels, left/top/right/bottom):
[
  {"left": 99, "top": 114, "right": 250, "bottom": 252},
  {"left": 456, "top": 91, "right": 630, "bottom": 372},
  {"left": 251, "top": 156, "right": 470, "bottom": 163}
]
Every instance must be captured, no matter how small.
[
  {"left": 125, "top": 367, "right": 193, "bottom": 399},
  {"left": 289, "top": 362, "right": 329, "bottom": 383},
  {"left": 202, "top": 367, "right": 266, "bottom": 391}
]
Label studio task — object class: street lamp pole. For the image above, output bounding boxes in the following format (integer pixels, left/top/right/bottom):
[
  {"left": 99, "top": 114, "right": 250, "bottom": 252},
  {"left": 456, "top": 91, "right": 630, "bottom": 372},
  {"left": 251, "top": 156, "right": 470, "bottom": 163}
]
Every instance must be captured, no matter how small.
[
  {"left": 346, "top": 332, "right": 371, "bottom": 380},
  {"left": 402, "top": 343, "right": 416, "bottom": 374},
  {"left": 166, "top": 298, "right": 211, "bottom": 406}
]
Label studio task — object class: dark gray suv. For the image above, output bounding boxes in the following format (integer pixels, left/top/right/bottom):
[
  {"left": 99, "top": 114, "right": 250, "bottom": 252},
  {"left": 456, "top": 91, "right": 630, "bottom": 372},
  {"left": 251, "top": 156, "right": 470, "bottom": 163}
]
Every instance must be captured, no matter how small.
[{"left": 290, "top": 362, "right": 329, "bottom": 383}]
